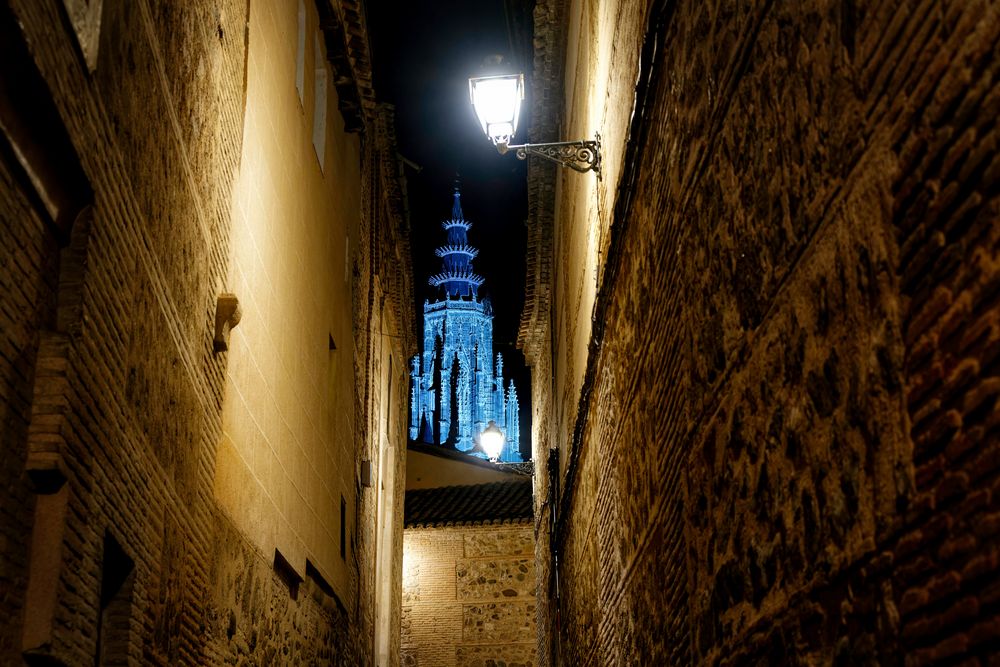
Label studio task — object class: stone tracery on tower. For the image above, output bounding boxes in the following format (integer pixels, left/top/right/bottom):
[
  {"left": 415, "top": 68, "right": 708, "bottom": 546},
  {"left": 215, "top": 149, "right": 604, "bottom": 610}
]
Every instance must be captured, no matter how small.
[{"left": 410, "top": 188, "right": 521, "bottom": 462}]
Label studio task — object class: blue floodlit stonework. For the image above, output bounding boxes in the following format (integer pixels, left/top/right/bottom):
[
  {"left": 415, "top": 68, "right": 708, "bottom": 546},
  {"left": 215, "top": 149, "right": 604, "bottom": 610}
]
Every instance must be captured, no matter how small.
[{"left": 409, "top": 188, "right": 521, "bottom": 462}]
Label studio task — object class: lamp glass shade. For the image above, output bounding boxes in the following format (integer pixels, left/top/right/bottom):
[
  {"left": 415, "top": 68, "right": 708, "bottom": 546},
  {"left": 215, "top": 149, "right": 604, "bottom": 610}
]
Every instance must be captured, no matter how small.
[
  {"left": 469, "top": 74, "right": 523, "bottom": 146},
  {"left": 480, "top": 420, "right": 505, "bottom": 461}
]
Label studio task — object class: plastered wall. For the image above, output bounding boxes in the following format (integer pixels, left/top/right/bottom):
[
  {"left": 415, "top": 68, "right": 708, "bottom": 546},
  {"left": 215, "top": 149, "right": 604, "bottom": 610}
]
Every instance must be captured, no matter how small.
[{"left": 215, "top": 0, "right": 359, "bottom": 603}]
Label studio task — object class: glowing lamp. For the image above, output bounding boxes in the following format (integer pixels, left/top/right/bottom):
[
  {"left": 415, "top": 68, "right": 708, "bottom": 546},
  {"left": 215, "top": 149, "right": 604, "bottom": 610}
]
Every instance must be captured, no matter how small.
[
  {"left": 469, "top": 74, "right": 524, "bottom": 150},
  {"left": 468, "top": 68, "right": 601, "bottom": 176},
  {"left": 480, "top": 420, "right": 504, "bottom": 462}
]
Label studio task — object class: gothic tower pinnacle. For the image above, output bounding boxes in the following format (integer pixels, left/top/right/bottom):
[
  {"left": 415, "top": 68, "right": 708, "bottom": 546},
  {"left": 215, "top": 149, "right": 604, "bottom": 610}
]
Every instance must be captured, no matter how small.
[{"left": 428, "top": 187, "right": 484, "bottom": 298}]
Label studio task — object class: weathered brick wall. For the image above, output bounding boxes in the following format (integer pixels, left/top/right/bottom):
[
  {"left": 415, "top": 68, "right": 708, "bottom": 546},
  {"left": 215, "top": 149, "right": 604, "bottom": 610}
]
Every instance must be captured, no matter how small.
[
  {"left": 401, "top": 523, "right": 537, "bottom": 667},
  {"left": 1, "top": 0, "right": 252, "bottom": 662},
  {"left": 0, "top": 122, "right": 59, "bottom": 659},
  {"left": 890, "top": 5, "right": 1000, "bottom": 661},
  {"left": 1, "top": 0, "right": 410, "bottom": 665},
  {"left": 524, "top": 0, "right": 1000, "bottom": 664}
]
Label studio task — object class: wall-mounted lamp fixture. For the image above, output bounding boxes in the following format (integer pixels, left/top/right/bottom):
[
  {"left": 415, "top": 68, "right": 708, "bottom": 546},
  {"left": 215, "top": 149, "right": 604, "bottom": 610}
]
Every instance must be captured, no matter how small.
[
  {"left": 480, "top": 420, "right": 505, "bottom": 463},
  {"left": 469, "top": 72, "right": 601, "bottom": 176}
]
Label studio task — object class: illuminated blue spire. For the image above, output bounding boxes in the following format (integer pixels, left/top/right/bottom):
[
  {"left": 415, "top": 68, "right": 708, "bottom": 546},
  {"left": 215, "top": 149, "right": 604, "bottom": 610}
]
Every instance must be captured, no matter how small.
[
  {"left": 428, "top": 187, "right": 485, "bottom": 298},
  {"left": 410, "top": 188, "right": 522, "bottom": 462}
]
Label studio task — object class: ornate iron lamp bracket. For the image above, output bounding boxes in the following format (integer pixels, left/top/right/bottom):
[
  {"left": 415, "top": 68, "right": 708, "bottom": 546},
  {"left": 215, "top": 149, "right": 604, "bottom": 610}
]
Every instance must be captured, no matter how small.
[{"left": 499, "top": 134, "right": 602, "bottom": 177}]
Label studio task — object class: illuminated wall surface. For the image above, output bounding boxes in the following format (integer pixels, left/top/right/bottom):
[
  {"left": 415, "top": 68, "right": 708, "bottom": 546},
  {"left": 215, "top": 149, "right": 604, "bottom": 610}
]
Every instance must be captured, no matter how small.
[{"left": 410, "top": 190, "right": 521, "bottom": 462}]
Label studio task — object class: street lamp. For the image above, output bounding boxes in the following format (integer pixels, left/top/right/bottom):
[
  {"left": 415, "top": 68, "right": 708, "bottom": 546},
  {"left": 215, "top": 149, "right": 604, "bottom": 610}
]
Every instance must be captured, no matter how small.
[
  {"left": 480, "top": 420, "right": 505, "bottom": 463},
  {"left": 469, "top": 72, "right": 601, "bottom": 176},
  {"left": 469, "top": 73, "right": 524, "bottom": 149}
]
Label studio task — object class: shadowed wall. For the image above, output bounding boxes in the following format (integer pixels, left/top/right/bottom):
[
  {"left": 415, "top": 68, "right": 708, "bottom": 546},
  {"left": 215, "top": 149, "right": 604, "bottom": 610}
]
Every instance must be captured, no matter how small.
[{"left": 523, "top": 0, "right": 1000, "bottom": 663}]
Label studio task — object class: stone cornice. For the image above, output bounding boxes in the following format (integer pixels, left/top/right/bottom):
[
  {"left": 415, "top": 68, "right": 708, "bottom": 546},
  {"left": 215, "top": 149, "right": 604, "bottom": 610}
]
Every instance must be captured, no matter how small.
[
  {"left": 373, "top": 104, "right": 417, "bottom": 355},
  {"left": 516, "top": 0, "right": 568, "bottom": 362},
  {"left": 316, "top": 0, "right": 376, "bottom": 133}
]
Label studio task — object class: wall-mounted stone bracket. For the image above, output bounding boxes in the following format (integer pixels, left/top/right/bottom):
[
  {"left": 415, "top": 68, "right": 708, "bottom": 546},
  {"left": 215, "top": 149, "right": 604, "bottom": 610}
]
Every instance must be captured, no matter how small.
[
  {"left": 25, "top": 332, "right": 71, "bottom": 494},
  {"left": 213, "top": 293, "right": 241, "bottom": 352}
]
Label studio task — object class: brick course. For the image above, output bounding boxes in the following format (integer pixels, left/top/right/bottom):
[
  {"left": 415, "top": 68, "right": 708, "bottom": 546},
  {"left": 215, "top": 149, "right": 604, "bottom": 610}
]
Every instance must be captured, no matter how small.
[{"left": 0, "top": 0, "right": 412, "bottom": 665}]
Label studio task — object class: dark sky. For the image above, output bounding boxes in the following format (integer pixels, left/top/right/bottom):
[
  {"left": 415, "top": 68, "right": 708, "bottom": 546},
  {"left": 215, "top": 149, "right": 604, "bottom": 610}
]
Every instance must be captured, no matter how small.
[{"left": 367, "top": 0, "right": 534, "bottom": 459}]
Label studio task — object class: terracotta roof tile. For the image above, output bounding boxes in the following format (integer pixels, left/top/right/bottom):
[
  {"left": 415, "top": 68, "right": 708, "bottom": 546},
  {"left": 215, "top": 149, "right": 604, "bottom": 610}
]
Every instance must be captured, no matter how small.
[{"left": 404, "top": 480, "right": 533, "bottom": 528}]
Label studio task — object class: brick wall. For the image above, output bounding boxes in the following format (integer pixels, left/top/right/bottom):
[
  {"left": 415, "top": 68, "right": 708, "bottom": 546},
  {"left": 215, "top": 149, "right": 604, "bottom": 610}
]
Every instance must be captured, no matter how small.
[
  {"left": 402, "top": 523, "right": 537, "bottom": 667},
  {"left": 0, "top": 104, "right": 59, "bottom": 659},
  {"left": 0, "top": 0, "right": 411, "bottom": 664},
  {"left": 524, "top": 0, "right": 1000, "bottom": 663}
]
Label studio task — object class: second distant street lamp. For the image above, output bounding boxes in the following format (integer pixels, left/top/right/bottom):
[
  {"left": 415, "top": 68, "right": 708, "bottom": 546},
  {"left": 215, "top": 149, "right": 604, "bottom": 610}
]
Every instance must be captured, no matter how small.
[{"left": 480, "top": 420, "right": 505, "bottom": 463}]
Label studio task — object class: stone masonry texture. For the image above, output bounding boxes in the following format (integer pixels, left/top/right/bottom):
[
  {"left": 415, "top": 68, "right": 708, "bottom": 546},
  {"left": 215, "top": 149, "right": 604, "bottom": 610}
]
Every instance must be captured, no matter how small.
[
  {"left": 522, "top": 0, "right": 1000, "bottom": 664},
  {"left": 0, "top": 0, "right": 412, "bottom": 665},
  {"left": 402, "top": 524, "right": 537, "bottom": 667}
]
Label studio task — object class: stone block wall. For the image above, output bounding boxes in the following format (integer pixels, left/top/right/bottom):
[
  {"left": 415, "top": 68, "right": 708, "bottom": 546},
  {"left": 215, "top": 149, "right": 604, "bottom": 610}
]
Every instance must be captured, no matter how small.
[
  {"left": 0, "top": 0, "right": 411, "bottom": 664},
  {"left": 401, "top": 523, "right": 537, "bottom": 667},
  {"left": 524, "top": 0, "right": 1000, "bottom": 663}
]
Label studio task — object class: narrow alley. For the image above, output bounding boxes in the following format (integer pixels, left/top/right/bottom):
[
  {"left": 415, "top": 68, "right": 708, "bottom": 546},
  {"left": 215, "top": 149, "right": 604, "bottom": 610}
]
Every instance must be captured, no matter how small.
[{"left": 1, "top": 0, "right": 999, "bottom": 665}]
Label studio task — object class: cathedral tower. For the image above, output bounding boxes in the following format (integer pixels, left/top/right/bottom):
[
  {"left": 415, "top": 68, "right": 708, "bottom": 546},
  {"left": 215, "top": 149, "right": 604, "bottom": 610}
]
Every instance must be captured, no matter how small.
[{"left": 410, "top": 188, "right": 521, "bottom": 462}]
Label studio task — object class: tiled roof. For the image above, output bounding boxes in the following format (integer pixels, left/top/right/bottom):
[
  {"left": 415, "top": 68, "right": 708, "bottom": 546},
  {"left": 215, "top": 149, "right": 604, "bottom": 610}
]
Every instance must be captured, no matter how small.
[{"left": 404, "top": 480, "right": 533, "bottom": 528}]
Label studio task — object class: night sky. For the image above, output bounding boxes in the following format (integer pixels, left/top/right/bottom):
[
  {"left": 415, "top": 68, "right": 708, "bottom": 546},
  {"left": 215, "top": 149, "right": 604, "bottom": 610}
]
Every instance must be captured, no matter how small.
[{"left": 367, "top": 0, "right": 533, "bottom": 459}]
